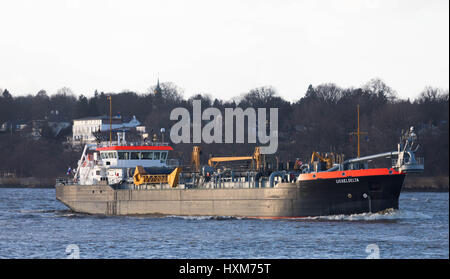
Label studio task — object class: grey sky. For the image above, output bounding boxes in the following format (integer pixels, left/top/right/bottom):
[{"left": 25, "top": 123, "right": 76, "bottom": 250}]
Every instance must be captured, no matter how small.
[{"left": 0, "top": 0, "right": 448, "bottom": 101}]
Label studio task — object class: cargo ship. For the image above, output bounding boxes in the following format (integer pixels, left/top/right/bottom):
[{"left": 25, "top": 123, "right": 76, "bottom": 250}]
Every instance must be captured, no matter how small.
[{"left": 55, "top": 124, "right": 424, "bottom": 217}]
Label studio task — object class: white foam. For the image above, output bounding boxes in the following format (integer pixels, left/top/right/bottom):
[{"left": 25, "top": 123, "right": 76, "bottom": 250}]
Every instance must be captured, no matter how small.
[
  {"left": 302, "top": 208, "right": 432, "bottom": 221},
  {"left": 166, "top": 215, "right": 243, "bottom": 220}
]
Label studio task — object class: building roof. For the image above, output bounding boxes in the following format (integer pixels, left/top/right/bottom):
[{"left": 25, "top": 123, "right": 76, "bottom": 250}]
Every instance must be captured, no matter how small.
[{"left": 74, "top": 115, "right": 121, "bottom": 121}]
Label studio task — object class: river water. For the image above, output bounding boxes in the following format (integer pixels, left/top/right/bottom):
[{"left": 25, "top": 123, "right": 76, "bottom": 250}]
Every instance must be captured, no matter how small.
[{"left": 0, "top": 188, "right": 447, "bottom": 259}]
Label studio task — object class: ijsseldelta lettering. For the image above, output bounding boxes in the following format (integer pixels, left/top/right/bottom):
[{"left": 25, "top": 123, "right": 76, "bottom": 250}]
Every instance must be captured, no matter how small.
[
  {"left": 336, "top": 178, "right": 360, "bottom": 184},
  {"left": 170, "top": 100, "right": 278, "bottom": 154}
]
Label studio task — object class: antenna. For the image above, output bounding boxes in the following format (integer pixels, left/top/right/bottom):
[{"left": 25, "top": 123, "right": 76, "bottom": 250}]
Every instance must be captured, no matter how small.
[{"left": 160, "top": 128, "right": 166, "bottom": 143}]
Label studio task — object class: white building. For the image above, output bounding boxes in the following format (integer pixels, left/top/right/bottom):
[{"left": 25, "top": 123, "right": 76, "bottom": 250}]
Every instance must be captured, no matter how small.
[{"left": 72, "top": 115, "right": 141, "bottom": 144}]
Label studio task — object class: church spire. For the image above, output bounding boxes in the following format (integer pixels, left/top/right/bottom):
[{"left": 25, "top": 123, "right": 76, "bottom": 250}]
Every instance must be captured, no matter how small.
[{"left": 154, "top": 78, "right": 162, "bottom": 96}]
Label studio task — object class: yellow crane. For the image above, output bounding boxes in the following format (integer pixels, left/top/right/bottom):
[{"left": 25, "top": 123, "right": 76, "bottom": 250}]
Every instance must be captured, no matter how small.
[
  {"left": 310, "top": 151, "right": 334, "bottom": 170},
  {"left": 310, "top": 152, "right": 344, "bottom": 170},
  {"left": 191, "top": 146, "right": 202, "bottom": 172},
  {"left": 203, "top": 146, "right": 262, "bottom": 170}
]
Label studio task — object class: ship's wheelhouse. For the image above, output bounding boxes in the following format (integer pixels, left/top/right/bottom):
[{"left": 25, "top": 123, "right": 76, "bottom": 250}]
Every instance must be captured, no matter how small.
[
  {"left": 100, "top": 150, "right": 168, "bottom": 161},
  {"left": 96, "top": 146, "right": 173, "bottom": 168}
]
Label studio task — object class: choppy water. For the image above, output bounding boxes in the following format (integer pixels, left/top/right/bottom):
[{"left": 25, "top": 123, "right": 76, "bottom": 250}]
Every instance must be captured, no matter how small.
[{"left": 0, "top": 188, "right": 448, "bottom": 259}]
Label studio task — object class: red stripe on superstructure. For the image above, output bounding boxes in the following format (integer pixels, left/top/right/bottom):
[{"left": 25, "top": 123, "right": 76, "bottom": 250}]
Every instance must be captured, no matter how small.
[
  {"left": 96, "top": 146, "right": 173, "bottom": 151},
  {"left": 298, "top": 168, "right": 401, "bottom": 181}
]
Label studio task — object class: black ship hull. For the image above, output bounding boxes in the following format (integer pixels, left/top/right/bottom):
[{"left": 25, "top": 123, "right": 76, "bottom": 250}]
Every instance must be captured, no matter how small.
[{"left": 295, "top": 173, "right": 406, "bottom": 217}]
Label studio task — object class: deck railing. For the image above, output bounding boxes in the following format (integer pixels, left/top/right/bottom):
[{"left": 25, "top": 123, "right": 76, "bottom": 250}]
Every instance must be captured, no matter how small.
[
  {"left": 392, "top": 157, "right": 424, "bottom": 167},
  {"left": 96, "top": 141, "right": 169, "bottom": 148}
]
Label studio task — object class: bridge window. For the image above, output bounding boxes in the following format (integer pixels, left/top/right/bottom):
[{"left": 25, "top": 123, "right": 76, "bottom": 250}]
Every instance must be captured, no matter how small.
[
  {"left": 161, "top": 152, "right": 167, "bottom": 160},
  {"left": 118, "top": 152, "right": 129, "bottom": 160},
  {"left": 141, "top": 152, "right": 153, "bottom": 160},
  {"left": 101, "top": 152, "right": 112, "bottom": 159},
  {"left": 154, "top": 152, "right": 160, "bottom": 160},
  {"left": 130, "top": 152, "right": 140, "bottom": 160}
]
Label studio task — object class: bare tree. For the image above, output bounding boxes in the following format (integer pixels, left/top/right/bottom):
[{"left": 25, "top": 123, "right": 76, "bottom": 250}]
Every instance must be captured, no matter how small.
[{"left": 363, "top": 78, "right": 397, "bottom": 102}]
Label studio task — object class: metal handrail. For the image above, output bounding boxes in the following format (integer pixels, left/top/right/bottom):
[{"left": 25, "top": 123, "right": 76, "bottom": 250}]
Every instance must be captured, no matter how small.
[
  {"left": 392, "top": 157, "right": 424, "bottom": 166},
  {"left": 96, "top": 141, "right": 169, "bottom": 148}
]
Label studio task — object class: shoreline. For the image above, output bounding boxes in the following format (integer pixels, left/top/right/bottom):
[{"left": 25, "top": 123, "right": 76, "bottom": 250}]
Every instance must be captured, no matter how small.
[
  {"left": 402, "top": 175, "right": 449, "bottom": 192},
  {"left": 1, "top": 176, "right": 448, "bottom": 192}
]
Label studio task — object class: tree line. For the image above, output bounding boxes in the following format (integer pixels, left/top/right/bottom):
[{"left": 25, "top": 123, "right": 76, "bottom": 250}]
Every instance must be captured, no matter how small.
[{"left": 0, "top": 78, "right": 448, "bottom": 178}]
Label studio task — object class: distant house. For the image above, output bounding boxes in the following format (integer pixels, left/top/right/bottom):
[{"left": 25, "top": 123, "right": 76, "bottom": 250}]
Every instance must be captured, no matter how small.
[
  {"left": 0, "top": 120, "right": 29, "bottom": 133},
  {"left": 48, "top": 121, "right": 71, "bottom": 137},
  {"left": 31, "top": 110, "right": 71, "bottom": 140},
  {"left": 31, "top": 120, "right": 46, "bottom": 139},
  {"left": 31, "top": 120, "right": 71, "bottom": 140},
  {"left": 72, "top": 115, "right": 141, "bottom": 145}
]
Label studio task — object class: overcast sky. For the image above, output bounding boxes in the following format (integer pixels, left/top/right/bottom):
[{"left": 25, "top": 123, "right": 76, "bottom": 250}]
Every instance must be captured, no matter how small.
[{"left": 0, "top": 0, "right": 448, "bottom": 101}]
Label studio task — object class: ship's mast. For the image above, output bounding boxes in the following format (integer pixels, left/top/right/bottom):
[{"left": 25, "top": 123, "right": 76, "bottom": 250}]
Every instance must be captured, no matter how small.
[
  {"left": 107, "top": 95, "right": 112, "bottom": 146},
  {"left": 357, "top": 104, "right": 360, "bottom": 157},
  {"left": 350, "top": 105, "right": 367, "bottom": 158}
]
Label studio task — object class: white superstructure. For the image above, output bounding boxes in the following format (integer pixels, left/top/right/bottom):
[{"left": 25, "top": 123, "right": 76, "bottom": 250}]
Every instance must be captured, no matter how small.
[{"left": 72, "top": 132, "right": 173, "bottom": 186}]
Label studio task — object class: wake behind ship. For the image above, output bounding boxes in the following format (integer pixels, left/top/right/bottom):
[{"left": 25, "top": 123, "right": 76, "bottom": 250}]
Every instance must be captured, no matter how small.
[{"left": 55, "top": 125, "right": 424, "bottom": 217}]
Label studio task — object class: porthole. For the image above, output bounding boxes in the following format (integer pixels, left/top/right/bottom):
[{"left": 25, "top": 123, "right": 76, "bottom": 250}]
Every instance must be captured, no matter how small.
[
  {"left": 342, "top": 172, "right": 346, "bottom": 176},
  {"left": 347, "top": 193, "right": 352, "bottom": 199}
]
